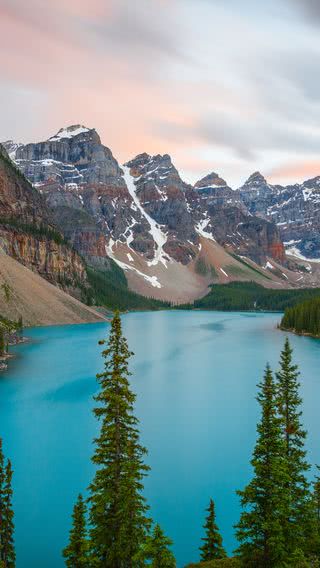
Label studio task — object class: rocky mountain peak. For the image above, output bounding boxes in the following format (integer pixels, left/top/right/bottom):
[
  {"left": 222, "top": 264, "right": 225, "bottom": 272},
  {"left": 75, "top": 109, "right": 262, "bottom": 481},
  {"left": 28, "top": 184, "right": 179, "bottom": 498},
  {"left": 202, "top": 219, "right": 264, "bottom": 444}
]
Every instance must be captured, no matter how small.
[
  {"left": 125, "top": 152, "right": 174, "bottom": 171},
  {"left": 195, "top": 171, "right": 229, "bottom": 189},
  {"left": 125, "top": 153, "right": 184, "bottom": 192},
  {"left": 48, "top": 124, "right": 94, "bottom": 141},
  {"left": 2, "top": 140, "right": 23, "bottom": 159},
  {"left": 302, "top": 176, "right": 320, "bottom": 189},
  {"left": 243, "top": 171, "right": 268, "bottom": 187}
]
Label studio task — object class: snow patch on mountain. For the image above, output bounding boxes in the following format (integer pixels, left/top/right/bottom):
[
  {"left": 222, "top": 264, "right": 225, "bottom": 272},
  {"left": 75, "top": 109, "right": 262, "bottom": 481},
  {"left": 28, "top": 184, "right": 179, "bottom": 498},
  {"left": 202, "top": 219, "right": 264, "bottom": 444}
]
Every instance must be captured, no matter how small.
[
  {"left": 49, "top": 125, "right": 91, "bottom": 141},
  {"left": 106, "top": 240, "right": 162, "bottom": 288},
  {"left": 196, "top": 218, "right": 215, "bottom": 241},
  {"left": 286, "top": 247, "right": 320, "bottom": 263},
  {"left": 122, "top": 165, "right": 168, "bottom": 266}
]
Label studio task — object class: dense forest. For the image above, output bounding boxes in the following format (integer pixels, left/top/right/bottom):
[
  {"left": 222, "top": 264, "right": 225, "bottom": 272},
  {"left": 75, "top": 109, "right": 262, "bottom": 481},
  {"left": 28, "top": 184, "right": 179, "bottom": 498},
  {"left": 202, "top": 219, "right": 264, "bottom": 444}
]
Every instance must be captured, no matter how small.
[
  {"left": 280, "top": 297, "right": 320, "bottom": 337},
  {"left": 186, "top": 281, "right": 320, "bottom": 312},
  {"left": 85, "top": 264, "right": 171, "bottom": 311},
  {"left": 86, "top": 275, "right": 320, "bottom": 314}
]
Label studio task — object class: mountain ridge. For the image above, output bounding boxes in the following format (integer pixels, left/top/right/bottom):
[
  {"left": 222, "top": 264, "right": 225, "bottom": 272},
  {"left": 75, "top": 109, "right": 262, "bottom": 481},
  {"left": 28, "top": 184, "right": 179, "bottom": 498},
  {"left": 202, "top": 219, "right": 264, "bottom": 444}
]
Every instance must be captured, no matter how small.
[{"left": 4, "top": 125, "right": 320, "bottom": 300}]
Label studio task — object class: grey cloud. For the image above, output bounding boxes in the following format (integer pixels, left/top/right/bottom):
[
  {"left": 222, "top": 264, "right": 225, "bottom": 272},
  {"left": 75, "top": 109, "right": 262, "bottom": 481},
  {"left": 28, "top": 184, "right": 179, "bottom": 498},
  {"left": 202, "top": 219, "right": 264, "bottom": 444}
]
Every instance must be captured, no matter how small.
[
  {"left": 155, "top": 102, "right": 320, "bottom": 162},
  {"left": 89, "top": 0, "right": 189, "bottom": 63},
  {"left": 288, "top": 0, "right": 320, "bottom": 21}
]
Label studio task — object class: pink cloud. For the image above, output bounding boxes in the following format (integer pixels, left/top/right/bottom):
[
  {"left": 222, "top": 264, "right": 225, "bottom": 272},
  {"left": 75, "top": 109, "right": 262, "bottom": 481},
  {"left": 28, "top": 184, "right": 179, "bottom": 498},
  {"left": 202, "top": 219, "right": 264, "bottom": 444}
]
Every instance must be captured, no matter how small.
[{"left": 268, "top": 160, "right": 320, "bottom": 183}]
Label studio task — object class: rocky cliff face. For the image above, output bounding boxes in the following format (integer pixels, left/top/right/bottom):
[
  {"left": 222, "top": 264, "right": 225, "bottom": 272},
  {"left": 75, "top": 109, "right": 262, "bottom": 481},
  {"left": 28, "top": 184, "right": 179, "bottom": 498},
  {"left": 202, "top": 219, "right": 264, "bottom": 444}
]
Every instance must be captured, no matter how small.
[
  {"left": 9, "top": 126, "right": 156, "bottom": 263},
  {"left": 0, "top": 226, "right": 86, "bottom": 287},
  {"left": 125, "top": 153, "right": 198, "bottom": 264},
  {"left": 185, "top": 171, "right": 284, "bottom": 265},
  {"left": 239, "top": 173, "right": 320, "bottom": 259},
  {"left": 0, "top": 145, "right": 88, "bottom": 293}
]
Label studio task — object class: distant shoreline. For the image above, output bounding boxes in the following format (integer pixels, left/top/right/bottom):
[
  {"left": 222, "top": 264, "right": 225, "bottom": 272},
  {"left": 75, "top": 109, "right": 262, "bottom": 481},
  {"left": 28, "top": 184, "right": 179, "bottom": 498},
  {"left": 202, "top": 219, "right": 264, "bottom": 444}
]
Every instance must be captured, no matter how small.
[{"left": 278, "top": 325, "right": 320, "bottom": 339}]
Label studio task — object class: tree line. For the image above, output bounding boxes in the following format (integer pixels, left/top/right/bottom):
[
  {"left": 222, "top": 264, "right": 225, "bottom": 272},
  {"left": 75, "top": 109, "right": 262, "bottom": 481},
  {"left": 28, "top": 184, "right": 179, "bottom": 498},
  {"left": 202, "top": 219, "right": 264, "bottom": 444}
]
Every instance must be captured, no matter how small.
[
  {"left": 1, "top": 314, "right": 320, "bottom": 567},
  {"left": 281, "top": 297, "right": 320, "bottom": 337},
  {"left": 193, "top": 282, "right": 320, "bottom": 312}
]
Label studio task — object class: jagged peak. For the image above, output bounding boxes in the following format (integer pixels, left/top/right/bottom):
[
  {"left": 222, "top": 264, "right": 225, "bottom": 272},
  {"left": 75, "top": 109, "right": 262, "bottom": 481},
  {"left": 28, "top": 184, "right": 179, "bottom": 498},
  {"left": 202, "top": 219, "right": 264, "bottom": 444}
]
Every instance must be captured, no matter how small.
[
  {"left": 302, "top": 175, "right": 320, "bottom": 187},
  {"left": 2, "top": 140, "right": 24, "bottom": 159},
  {"left": 125, "top": 152, "right": 151, "bottom": 167},
  {"left": 245, "top": 171, "right": 267, "bottom": 185},
  {"left": 48, "top": 125, "right": 94, "bottom": 142},
  {"left": 125, "top": 152, "right": 175, "bottom": 174},
  {"left": 195, "top": 171, "right": 228, "bottom": 189}
]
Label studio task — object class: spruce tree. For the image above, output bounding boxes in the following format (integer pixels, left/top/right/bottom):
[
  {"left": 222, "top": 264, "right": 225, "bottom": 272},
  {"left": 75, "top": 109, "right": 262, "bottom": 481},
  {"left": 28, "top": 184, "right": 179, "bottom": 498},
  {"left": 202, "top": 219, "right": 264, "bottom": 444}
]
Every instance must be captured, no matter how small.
[
  {"left": 276, "top": 338, "right": 313, "bottom": 556},
  {"left": 199, "top": 498, "right": 226, "bottom": 561},
  {"left": 314, "top": 469, "right": 320, "bottom": 534},
  {"left": 0, "top": 440, "right": 15, "bottom": 568},
  {"left": 2, "top": 461, "right": 15, "bottom": 568},
  {"left": 88, "top": 311, "right": 150, "bottom": 567},
  {"left": 63, "top": 494, "right": 88, "bottom": 568},
  {"left": 235, "top": 365, "right": 288, "bottom": 567},
  {"left": 137, "top": 524, "right": 176, "bottom": 568},
  {"left": 308, "top": 468, "right": 320, "bottom": 562}
]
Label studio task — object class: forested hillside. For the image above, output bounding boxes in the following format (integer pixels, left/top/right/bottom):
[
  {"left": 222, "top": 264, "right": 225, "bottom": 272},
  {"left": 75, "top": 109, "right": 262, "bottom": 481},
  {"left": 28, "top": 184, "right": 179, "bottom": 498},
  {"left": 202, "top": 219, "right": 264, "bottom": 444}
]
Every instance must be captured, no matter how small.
[
  {"left": 280, "top": 297, "right": 320, "bottom": 337},
  {"left": 85, "top": 264, "right": 171, "bottom": 311},
  {"left": 190, "top": 282, "right": 320, "bottom": 311}
]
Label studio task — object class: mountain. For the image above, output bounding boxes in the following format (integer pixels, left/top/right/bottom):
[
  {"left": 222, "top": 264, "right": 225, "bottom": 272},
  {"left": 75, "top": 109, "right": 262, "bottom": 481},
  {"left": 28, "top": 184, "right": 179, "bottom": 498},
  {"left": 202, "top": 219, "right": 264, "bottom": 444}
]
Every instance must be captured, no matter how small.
[
  {"left": 4, "top": 125, "right": 320, "bottom": 302},
  {"left": 239, "top": 172, "right": 320, "bottom": 261},
  {"left": 186, "top": 171, "right": 285, "bottom": 266},
  {"left": 0, "top": 248, "right": 105, "bottom": 326},
  {"left": 0, "top": 144, "right": 88, "bottom": 294}
]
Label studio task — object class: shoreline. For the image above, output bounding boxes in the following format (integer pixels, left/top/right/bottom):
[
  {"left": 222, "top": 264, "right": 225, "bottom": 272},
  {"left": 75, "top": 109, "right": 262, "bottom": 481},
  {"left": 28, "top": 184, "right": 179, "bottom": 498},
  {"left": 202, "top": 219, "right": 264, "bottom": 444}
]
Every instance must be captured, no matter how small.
[
  {"left": 279, "top": 326, "right": 320, "bottom": 339},
  {"left": 0, "top": 336, "right": 29, "bottom": 371}
]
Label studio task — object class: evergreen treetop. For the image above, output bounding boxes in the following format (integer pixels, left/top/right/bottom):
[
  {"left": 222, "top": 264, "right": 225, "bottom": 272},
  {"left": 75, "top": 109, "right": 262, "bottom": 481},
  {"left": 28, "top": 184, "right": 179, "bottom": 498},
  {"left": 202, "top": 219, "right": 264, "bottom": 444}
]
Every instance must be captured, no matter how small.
[
  {"left": 200, "top": 498, "right": 226, "bottom": 562},
  {"left": 0, "top": 440, "right": 15, "bottom": 568},
  {"left": 276, "top": 338, "right": 313, "bottom": 556},
  {"left": 88, "top": 311, "right": 150, "bottom": 567},
  {"left": 63, "top": 494, "right": 88, "bottom": 568},
  {"left": 136, "top": 523, "right": 176, "bottom": 568},
  {"left": 235, "top": 364, "right": 288, "bottom": 567}
]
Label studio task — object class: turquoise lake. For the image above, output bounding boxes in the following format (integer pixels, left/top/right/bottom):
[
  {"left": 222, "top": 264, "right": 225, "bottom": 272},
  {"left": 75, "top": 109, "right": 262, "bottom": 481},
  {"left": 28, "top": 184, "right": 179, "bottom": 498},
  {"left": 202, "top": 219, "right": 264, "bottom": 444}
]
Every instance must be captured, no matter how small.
[{"left": 1, "top": 311, "right": 320, "bottom": 567}]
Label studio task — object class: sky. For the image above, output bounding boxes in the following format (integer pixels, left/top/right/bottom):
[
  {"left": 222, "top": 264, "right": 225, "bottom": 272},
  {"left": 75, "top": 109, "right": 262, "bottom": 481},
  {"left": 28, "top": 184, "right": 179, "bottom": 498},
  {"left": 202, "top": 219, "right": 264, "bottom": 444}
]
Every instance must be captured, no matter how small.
[{"left": 1, "top": 0, "right": 320, "bottom": 187}]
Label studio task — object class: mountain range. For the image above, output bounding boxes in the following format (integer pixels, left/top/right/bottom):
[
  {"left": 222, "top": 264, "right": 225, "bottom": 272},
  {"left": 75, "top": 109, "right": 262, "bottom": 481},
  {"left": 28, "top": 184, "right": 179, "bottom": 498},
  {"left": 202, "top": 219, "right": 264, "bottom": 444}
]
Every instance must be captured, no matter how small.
[{"left": 2, "top": 124, "right": 320, "bottom": 308}]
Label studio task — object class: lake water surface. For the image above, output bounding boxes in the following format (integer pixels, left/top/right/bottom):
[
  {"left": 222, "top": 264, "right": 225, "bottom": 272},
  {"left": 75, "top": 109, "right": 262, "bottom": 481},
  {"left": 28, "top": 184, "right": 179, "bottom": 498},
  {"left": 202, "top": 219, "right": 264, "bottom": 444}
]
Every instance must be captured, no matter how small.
[{"left": 1, "top": 311, "right": 320, "bottom": 567}]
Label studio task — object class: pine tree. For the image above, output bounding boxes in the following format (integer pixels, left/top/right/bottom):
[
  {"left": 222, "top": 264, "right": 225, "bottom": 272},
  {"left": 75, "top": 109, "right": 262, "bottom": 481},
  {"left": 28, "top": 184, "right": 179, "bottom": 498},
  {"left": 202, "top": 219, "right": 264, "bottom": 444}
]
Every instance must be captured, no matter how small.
[
  {"left": 88, "top": 311, "right": 150, "bottom": 567},
  {"left": 0, "top": 440, "right": 15, "bottom": 568},
  {"left": 63, "top": 494, "right": 88, "bottom": 568},
  {"left": 136, "top": 524, "right": 176, "bottom": 568},
  {"left": 276, "top": 338, "right": 313, "bottom": 557},
  {"left": 199, "top": 498, "right": 226, "bottom": 561},
  {"left": 308, "top": 468, "right": 320, "bottom": 562},
  {"left": 314, "top": 469, "right": 320, "bottom": 534},
  {"left": 2, "top": 461, "right": 15, "bottom": 568},
  {"left": 235, "top": 365, "right": 288, "bottom": 567}
]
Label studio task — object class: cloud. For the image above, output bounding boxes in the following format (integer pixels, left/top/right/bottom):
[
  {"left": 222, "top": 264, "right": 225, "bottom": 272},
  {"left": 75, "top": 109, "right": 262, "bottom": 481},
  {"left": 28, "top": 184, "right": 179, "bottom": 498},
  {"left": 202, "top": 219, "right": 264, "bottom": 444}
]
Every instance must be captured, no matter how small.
[
  {"left": 1, "top": 0, "right": 320, "bottom": 186},
  {"left": 288, "top": 0, "right": 320, "bottom": 22},
  {"left": 268, "top": 160, "right": 320, "bottom": 183},
  {"left": 90, "top": 0, "right": 187, "bottom": 62}
]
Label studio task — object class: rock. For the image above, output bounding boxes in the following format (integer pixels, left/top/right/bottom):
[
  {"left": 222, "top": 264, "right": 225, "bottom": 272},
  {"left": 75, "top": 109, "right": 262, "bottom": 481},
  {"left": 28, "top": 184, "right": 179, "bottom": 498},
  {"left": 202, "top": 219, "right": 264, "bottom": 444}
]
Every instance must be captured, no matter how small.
[
  {"left": 238, "top": 172, "right": 320, "bottom": 259},
  {"left": 125, "top": 153, "right": 197, "bottom": 264},
  {"left": 0, "top": 146, "right": 88, "bottom": 294}
]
